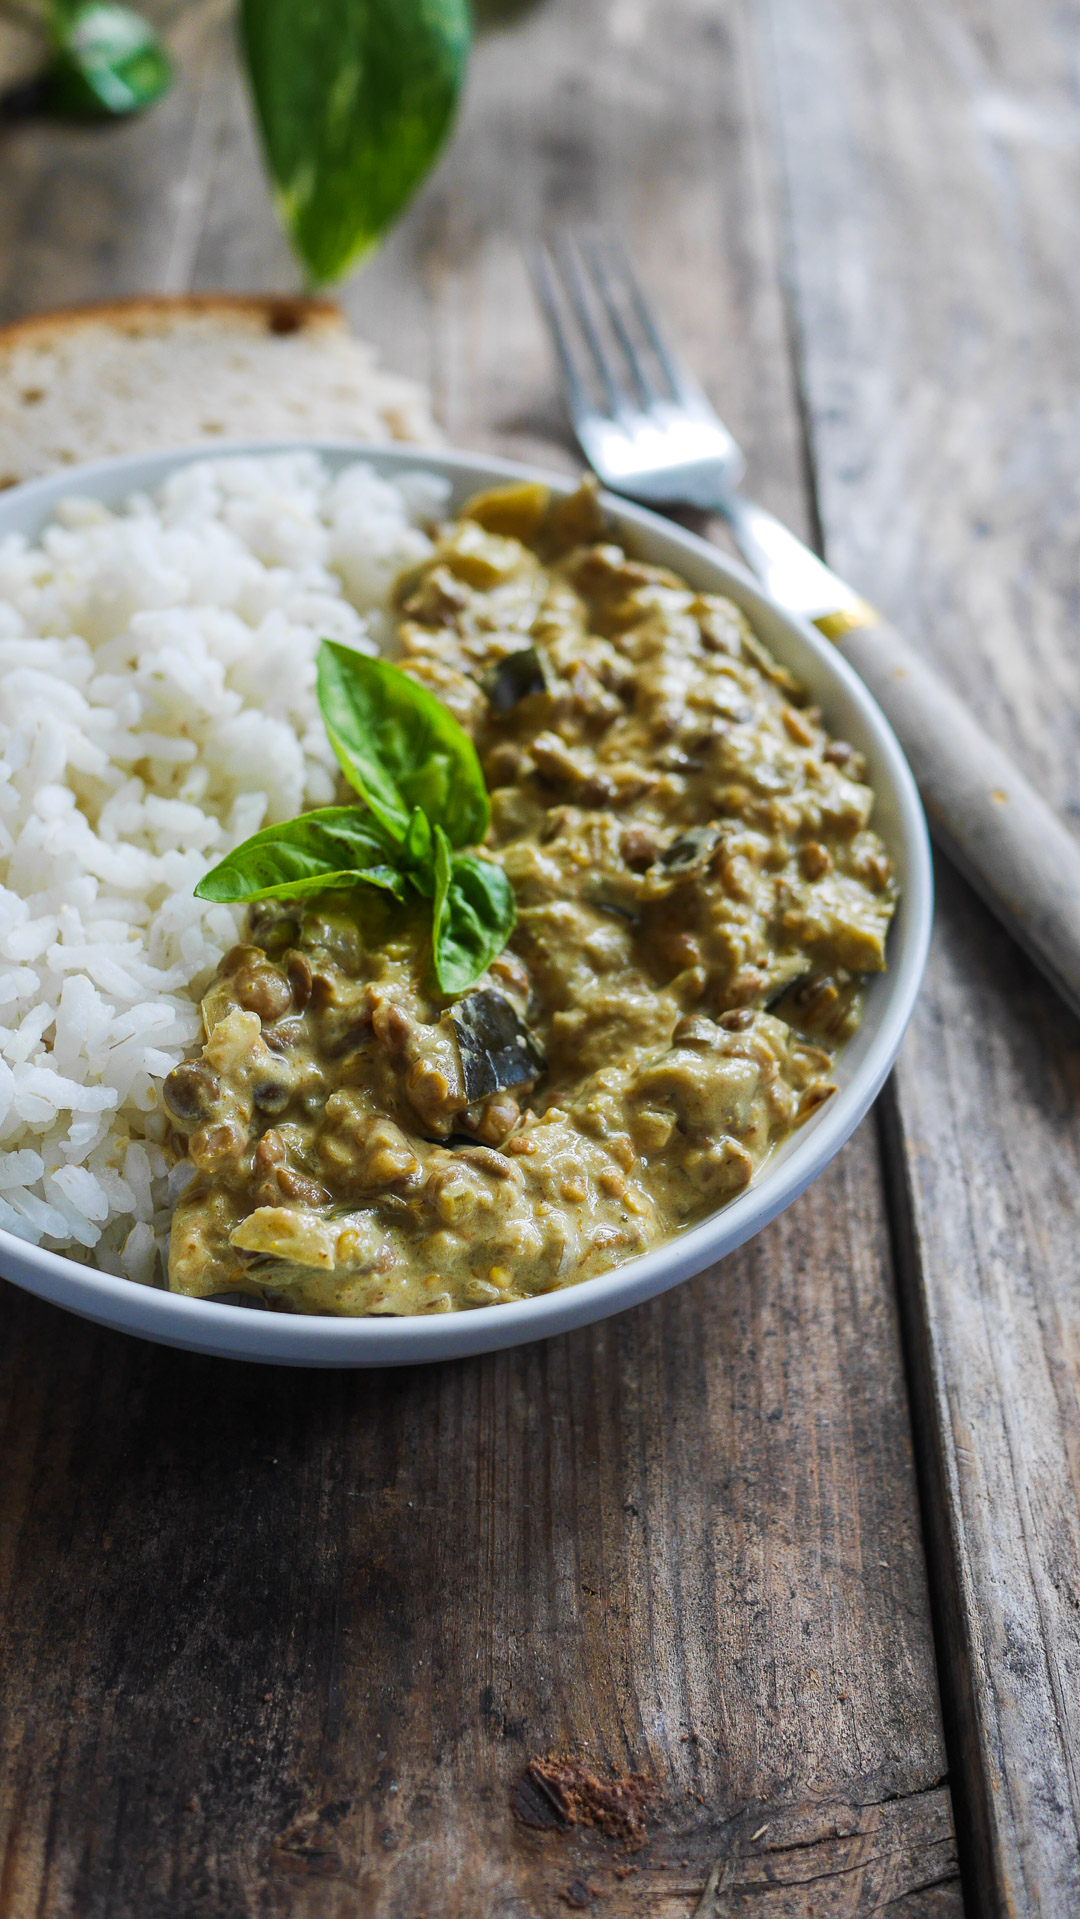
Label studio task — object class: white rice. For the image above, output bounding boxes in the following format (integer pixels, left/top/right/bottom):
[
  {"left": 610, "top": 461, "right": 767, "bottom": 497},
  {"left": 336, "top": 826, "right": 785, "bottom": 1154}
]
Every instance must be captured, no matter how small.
[{"left": 0, "top": 452, "right": 448, "bottom": 1282}]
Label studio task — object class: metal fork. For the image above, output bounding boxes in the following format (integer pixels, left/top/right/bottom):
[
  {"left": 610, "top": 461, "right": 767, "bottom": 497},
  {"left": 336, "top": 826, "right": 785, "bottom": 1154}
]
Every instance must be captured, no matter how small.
[
  {"left": 530, "top": 231, "right": 874, "bottom": 637},
  {"left": 530, "top": 231, "right": 1080, "bottom": 1026}
]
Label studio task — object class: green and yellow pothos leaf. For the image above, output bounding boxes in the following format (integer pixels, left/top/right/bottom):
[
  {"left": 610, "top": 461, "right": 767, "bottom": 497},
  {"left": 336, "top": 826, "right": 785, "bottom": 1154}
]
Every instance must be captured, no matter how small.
[
  {"left": 44, "top": 1, "right": 172, "bottom": 117},
  {"left": 240, "top": 0, "right": 471, "bottom": 286}
]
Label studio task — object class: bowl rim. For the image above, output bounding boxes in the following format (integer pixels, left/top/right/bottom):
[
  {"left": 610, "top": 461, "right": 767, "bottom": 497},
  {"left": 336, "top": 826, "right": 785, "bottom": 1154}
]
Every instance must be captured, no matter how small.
[{"left": 0, "top": 438, "right": 933, "bottom": 1364}]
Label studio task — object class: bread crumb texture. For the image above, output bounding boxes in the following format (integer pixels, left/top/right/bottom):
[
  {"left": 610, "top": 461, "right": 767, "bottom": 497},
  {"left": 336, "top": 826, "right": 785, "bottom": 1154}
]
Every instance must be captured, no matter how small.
[{"left": 0, "top": 295, "right": 439, "bottom": 488}]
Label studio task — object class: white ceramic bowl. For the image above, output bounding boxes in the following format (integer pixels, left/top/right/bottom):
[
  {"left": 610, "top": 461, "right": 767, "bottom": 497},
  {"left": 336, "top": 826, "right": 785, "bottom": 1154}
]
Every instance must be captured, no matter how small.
[{"left": 0, "top": 442, "right": 932, "bottom": 1364}]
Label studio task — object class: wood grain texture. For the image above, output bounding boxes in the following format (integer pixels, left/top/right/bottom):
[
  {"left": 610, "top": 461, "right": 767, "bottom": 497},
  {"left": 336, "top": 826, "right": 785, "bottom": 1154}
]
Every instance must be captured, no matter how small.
[
  {"left": 761, "top": 0, "right": 1080, "bottom": 1907},
  {"left": 0, "top": 1, "right": 230, "bottom": 312},
  {"left": 0, "top": 1128, "right": 954, "bottom": 1917},
  {"left": 0, "top": 0, "right": 964, "bottom": 1913}
]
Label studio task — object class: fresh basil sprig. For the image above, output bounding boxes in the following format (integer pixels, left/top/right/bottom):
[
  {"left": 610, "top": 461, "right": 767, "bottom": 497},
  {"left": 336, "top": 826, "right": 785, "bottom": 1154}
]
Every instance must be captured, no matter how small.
[
  {"left": 432, "top": 829, "right": 518, "bottom": 998},
  {"left": 192, "top": 807, "right": 408, "bottom": 906},
  {"left": 195, "top": 643, "right": 516, "bottom": 998},
  {"left": 317, "top": 641, "right": 489, "bottom": 849}
]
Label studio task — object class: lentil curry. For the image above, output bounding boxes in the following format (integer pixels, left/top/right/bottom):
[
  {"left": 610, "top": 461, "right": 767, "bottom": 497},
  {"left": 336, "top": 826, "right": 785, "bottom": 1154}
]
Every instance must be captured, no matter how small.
[{"left": 164, "top": 481, "right": 897, "bottom": 1314}]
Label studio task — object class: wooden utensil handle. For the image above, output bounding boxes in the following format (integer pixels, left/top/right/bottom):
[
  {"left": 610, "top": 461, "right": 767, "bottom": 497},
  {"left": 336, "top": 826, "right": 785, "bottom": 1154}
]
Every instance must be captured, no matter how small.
[{"left": 842, "top": 617, "right": 1080, "bottom": 1021}]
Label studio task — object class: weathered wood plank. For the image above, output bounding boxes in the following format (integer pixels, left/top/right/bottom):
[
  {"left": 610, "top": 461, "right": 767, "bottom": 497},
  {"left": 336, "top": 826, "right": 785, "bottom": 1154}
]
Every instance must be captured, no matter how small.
[
  {"left": 0, "top": 0, "right": 961, "bottom": 1912},
  {"left": 761, "top": 0, "right": 1080, "bottom": 1908},
  {"left": 0, "top": 1128, "right": 954, "bottom": 1917},
  {"left": 0, "top": 1, "right": 231, "bottom": 318}
]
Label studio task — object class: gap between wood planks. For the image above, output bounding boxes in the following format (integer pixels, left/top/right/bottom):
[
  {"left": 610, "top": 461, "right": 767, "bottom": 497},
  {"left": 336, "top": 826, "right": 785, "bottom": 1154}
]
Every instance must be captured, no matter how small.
[
  {"left": 877, "top": 1083, "right": 982, "bottom": 1911},
  {"left": 768, "top": 343, "right": 979, "bottom": 1919},
  {"left": 753, "top": 1, "right": 1080, "bottom": 1910},
  {"left": 742, "top": 25, "right": 980, "bottom": 1897}
]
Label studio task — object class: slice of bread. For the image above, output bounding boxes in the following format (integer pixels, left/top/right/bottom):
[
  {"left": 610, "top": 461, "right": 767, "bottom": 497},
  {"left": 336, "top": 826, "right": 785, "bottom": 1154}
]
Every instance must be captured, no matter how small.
[{"left": 0, "top": 293, "right": 439, "bottom": 489}]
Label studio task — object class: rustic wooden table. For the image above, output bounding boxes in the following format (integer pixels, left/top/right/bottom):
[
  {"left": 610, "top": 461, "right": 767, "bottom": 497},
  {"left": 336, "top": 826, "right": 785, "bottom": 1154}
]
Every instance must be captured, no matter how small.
[{"left": 2, "top": 1, "right": 1079, "bottom": 1913}]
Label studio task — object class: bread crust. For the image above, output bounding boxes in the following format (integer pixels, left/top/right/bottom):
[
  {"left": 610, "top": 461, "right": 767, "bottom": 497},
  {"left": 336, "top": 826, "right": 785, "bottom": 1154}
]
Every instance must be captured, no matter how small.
[
  {"left": 0, "top": 293, "right": 346, "bottom": 355},
  {"left": 0, "top": 290, "right": 438, "bottom": 485}
]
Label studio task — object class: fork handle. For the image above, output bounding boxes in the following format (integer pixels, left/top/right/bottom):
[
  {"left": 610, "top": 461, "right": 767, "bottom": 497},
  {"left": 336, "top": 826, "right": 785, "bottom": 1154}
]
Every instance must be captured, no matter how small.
[{"left": 840, "top": 616, "right": 1080, "bottom": 1022}]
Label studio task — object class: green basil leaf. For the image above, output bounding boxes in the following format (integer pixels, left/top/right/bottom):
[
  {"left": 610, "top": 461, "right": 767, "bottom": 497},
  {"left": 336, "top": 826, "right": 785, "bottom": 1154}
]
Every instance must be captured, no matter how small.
[
  {"left": 240, "top": 0, "right": 470, "bottom": 287},
  {"left": 431, "top": 827, "right": 516, "bottom": 996},
  {"left": 45, "top": 3, "right": 172, "bottom": 118},
  {"left": 317, "top": 643, "right": 490, "bottom": 849},
  {"left": 403, "top": 806, "right": 436, "bottom": 897},
  {"left": 194, "top": 807, "right": 406, "bottom": 905}
]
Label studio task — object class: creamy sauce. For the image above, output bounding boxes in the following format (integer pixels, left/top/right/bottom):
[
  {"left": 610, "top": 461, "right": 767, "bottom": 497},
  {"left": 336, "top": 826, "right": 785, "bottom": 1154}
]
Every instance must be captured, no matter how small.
[{"left": 164, "top": 481, "right": 897, "bottom": 1314}]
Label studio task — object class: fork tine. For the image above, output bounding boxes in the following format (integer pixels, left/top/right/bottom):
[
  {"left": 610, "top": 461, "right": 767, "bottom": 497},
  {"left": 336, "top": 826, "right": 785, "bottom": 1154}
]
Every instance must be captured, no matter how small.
[
  {"left": 577, "top": 231, "right": 659, "bottom": 408},
  {"left": 527, "top": 244, "right": 594, "bottom": 425},
  {"left": 548, "top": 234, "right": 624, "bottom": 418},
  {"left": 597, "top": 232, "right": 702, "bottom": 407},
  {"left": 531, "top": 229, "right": 745, "bottom": 507}
]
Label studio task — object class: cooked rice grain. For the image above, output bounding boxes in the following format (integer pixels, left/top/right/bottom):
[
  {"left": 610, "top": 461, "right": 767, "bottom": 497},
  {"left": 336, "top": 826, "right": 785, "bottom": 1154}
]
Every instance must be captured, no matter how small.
[{"left": 0, "top": 453, "right": 446, "bottom": 1280}]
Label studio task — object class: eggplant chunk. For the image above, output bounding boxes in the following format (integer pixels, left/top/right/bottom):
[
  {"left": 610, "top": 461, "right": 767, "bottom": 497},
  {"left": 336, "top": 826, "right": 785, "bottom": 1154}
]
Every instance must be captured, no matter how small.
[
  {"left": 451, "top": 989, "right": 546, "bottom": 1104},
  {"left": 482, "top": 646, "right": 547, "bottom": 713}
]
